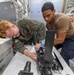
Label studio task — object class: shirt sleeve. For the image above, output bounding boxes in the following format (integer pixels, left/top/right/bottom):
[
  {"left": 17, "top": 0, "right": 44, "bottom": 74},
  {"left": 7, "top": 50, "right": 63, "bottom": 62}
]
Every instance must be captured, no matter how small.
[
  {"left": 37, "top": 22, "right": 46, "bottom": 41},
  {"left": 12, "top": 38, "right": 28, "bottom": 54},
  {"left": 57, "top": 16, "right": 70, "bottom": 31}
]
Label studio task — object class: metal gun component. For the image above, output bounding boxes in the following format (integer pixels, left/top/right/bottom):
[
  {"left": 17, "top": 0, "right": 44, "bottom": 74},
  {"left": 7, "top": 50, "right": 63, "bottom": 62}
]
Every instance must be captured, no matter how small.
[
  {"left": 36, "top": 30, "right": 56, "bottom": 75},
  {"left": 18, "top": 61, "right": 33, "bottom": 75},
  {"left": 34, "top": 30, "right": 63, "bottom": 75},
  {"left": 36, "top": 30, "right": 63, "bottom": 75},
  {"left": 36, "top": 47, "right": 52, "bottom": 75}
]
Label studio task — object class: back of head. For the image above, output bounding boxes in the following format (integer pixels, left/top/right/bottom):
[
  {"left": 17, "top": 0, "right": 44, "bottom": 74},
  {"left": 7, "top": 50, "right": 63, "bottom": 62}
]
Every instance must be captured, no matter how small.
[
  {"left": 0, "top": 20, "right": 10, "bottom": 37},
  {"left": 41, "top": 2, "right": 54, "bottom": 12}
]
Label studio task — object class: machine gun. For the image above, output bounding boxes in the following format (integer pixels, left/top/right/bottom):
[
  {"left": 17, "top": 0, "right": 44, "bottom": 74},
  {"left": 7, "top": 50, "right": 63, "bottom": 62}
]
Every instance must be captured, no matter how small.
[
  {"left": 36, "top": 47, "right": 53, "bottom": 75},
  {"left": 36, "top": 47, "right": 63, "bottom": 75},
  {"left": 36, "top": 30, "right": 63, "bottom": 75},
  {"left": 18, "top": 61, "right": 33, "bottom": 75}
]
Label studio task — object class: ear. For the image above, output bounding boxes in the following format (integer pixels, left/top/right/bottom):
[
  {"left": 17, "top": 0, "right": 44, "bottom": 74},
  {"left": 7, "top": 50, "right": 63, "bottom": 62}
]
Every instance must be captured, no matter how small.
[{"left": 12, "top": 25, "right": 16, "bottom": 28}]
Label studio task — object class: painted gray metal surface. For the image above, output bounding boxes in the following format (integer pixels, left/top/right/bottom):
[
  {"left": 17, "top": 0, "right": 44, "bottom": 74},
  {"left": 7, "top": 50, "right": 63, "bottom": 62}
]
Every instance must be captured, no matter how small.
[
  {"left": 2, "top": 46, "right": 74, "bottom": 75},
  {"left": 0, "top": 38, "right": 13, "bottom": 74},
  {"left": 0, "top": 1, "right": 16, "bottom": 23}
]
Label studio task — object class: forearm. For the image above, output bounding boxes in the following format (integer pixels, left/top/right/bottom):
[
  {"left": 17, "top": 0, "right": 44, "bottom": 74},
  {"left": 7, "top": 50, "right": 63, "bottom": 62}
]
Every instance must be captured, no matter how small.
[
  {"left": 54, "top": 30, "right": 67, "bottom": 45},
  {"left": 54, "top": 38, "right": 64, "bottom": 45},
  {"left": 24, "top": 49, "right": 31, "bottom": 57},
  {"left": 24, "top": 49, "right": 37, "bottom": 61},
  {"left": 13, "top": 38, "right": 29, "bottom": 54}
]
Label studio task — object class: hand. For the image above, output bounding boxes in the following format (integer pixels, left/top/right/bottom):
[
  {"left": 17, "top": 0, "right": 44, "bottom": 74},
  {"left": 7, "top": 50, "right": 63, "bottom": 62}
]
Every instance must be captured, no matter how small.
[
  {"left": 35, "top": 43, "right": 41, "bottom": 51},
  {"left": 24, "top": 50, "right": 37, "bottom": 61},
  {"left": 29, "top": 52, "right": 37, "bottom": 61}
]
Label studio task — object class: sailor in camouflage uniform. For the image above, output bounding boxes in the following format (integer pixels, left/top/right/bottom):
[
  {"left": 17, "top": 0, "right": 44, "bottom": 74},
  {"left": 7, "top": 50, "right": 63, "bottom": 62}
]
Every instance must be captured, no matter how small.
[
  {"left": 13, "top": 18, "right": 45, "bottom": 54},
  {"left": 0, "top": 18, "right": 46, "bottom": 61}
]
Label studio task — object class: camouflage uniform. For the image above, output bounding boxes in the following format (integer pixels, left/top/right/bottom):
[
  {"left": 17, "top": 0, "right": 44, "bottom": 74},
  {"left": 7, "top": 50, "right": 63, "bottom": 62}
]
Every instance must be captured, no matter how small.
[{"left": 12, "top": 17, "right": 46, "bottom": 54}]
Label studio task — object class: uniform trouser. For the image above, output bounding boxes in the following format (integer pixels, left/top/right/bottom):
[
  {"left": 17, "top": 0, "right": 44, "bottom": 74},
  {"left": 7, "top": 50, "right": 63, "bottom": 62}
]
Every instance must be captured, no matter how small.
[{"left": 54, "top": 36, "right": 74, "bottom": 66}]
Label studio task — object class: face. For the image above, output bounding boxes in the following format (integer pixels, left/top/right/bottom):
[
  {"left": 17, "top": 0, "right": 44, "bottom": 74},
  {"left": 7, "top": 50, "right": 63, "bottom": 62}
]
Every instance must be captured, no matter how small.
[
  {"left": 5, "top": 24, "right": 20, "bottom": 38},
  {"left": 42, "top": 9, "right": 55, "bottom": 23}
]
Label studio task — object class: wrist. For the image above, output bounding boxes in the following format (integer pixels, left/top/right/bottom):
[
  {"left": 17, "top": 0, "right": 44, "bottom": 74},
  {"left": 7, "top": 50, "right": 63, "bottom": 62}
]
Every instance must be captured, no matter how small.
[{"left": 24, "top": 49, "right": 31, "bottom": 57}]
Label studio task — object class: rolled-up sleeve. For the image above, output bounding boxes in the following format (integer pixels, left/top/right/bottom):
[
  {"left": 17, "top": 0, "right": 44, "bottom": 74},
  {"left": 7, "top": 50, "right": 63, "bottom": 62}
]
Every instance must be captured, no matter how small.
[{"left": 12, "top": 39, "right": 27, "bottom": 54}]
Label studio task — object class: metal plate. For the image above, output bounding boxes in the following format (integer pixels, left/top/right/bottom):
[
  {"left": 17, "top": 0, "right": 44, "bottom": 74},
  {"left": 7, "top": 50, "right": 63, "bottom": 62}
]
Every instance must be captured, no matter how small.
[{"left": 0, "top": 1, "right": 16, "bottom": 23}]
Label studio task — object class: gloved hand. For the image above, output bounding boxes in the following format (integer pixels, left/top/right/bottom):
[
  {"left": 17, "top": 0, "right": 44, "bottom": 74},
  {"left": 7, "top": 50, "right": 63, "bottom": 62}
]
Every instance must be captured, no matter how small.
[{"left": 41, "top": 41, "right": 45, "bottom": 48}]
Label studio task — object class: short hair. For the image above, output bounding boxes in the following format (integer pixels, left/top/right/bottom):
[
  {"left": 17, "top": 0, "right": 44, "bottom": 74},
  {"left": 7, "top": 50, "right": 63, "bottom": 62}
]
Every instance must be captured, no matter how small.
[
  {"left": 41, "top": 2, "right": 54, "bottom": 12},
  {"left": 0, "top": 20, "right": 10, "bottom": 37}
]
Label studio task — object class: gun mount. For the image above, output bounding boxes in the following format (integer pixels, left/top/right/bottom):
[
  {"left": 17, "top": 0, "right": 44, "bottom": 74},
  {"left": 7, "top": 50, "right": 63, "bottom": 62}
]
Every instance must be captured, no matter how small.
[
  {"left": 36, "top": 47, "right": 53, "bottom": 75},
  {"left": 36, "top": 30, "right": 63, "bottom": 75}
]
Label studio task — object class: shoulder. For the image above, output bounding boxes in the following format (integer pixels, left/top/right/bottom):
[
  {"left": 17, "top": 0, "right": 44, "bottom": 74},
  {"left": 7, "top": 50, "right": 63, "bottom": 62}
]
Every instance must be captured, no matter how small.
[
  {"left": 16, "top": 17, "right": 32, "bottom": 27},
  {"left": 56, "top": 13, "right": 70, "bottom": 19},
  {"left": 17, "top": 17, "right": 32, "bottom": 23},
  {"left": 55, "top": 13, "right": 71, "bottom": 22}
]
